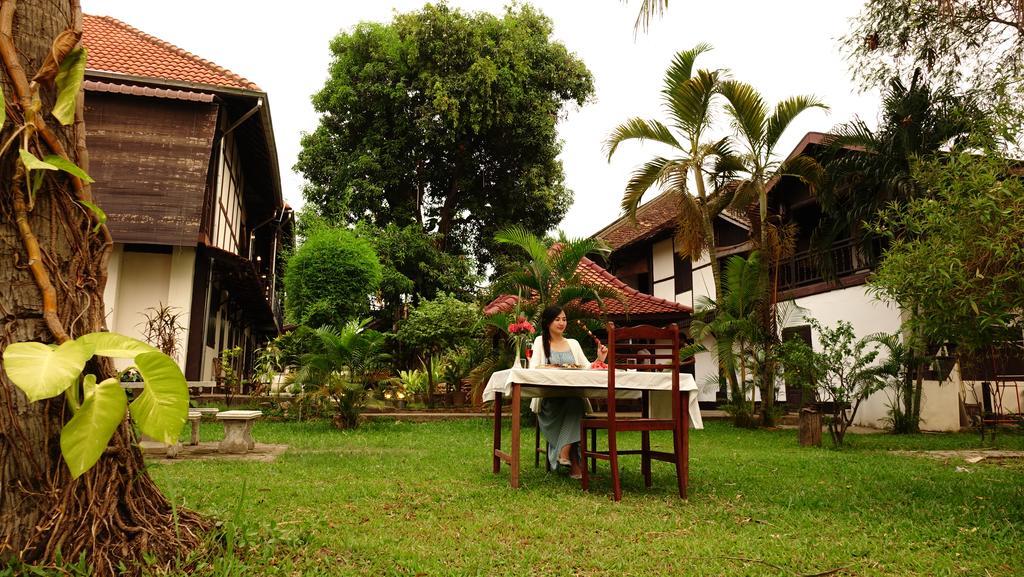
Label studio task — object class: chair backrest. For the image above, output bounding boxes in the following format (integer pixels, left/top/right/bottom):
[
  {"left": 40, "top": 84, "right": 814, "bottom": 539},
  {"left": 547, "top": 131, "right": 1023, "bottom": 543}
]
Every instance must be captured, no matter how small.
[{"left": 605, "top": 322, "right": 681, "bottom": 421}]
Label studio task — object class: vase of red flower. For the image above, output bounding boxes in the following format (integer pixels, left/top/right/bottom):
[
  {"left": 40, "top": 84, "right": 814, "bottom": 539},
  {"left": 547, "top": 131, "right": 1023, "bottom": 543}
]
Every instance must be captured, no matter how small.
[{"left": 508, "top": 315, "right": 535, "bottom": 369}]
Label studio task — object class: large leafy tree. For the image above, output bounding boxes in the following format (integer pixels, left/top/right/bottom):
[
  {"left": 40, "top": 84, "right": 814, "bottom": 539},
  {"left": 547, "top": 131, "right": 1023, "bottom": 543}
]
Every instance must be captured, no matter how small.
[
  {"left": 296, "top": 3, "right": 594, "bottom": 272},
  {"left": 354, "top": 222, "right": 478, "bottom": 327},
  {"left": 0, "top": 2, "right": 205, "bottom": 572},
  {"left": 842, "top": 0, "right": 1024, "bottom": 128},
  {"left": 870, "top": 151, "right": 1024, "bottom": 360},
  {"left": 605, "top": 44, "right": 738, "bottom": 299}
]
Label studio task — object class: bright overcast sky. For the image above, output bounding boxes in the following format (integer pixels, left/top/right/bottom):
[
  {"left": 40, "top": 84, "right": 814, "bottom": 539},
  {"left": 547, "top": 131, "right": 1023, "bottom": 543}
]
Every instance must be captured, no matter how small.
[{"left": 81, "top": 0, "right": 879, "bottom": 239}]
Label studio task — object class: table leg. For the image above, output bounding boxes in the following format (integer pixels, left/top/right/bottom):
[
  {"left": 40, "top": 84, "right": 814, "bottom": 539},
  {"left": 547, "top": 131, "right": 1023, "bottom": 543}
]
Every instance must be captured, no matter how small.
[
  {"left": 492, "top": 392, "right": 503, "bottom": 474},
  {"left": 510, "top": 383, "right": 521, "bottom": 488}
]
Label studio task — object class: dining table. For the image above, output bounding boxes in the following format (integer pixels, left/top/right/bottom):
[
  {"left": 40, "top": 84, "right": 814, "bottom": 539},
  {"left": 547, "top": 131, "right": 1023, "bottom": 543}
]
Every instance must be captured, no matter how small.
[{"left": 483, "top": 367, "right": 702, "bottom": 488}]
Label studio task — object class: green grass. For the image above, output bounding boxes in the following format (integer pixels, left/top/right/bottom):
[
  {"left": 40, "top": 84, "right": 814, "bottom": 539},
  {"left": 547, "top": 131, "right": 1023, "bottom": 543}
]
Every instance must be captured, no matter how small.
[{"left": 150, "top": 419, "right": 1024, "bottom": 576}]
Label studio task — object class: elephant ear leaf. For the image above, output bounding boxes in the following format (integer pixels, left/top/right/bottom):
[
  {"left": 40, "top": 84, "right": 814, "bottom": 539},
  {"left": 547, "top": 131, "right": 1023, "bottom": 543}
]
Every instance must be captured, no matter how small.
[
  {"left": 60, "top": 377, "right": 127, "bottom": 478},
  {"left": 2, "top": 339, "right": 95, "bottom": 402},
  {"left": 129, "top": 351, "right": 188, "bottom": 445},
  {"left": 76, "top": 332, "right": 157, "bottom": 359}
]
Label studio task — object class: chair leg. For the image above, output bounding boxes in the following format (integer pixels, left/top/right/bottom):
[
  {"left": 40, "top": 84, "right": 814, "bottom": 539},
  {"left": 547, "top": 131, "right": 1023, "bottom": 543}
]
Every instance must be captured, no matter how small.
[
  {"left": 608, "top": 428, "right": 621, "bottom": 501},
  {"left": 534, "top": 421, "right": 541, "bottom": 469},
  {"left": 641, "top": 430, "right": 652, "bottom": 488},
  {"left": 580, "top": 424, "right": 590, "bottom": 492},
  {"left": 590, "top": 428, "right": 597, "bottom": 474},
  {"left": 673, "top": 427, "right": 685, "bottom": 499}
]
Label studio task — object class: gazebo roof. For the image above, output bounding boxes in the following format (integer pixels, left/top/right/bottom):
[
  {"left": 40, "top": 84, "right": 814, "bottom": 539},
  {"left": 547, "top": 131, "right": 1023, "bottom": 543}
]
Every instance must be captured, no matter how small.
[{"left": 483, "top": 256, "right": 690, "bottom": 321}]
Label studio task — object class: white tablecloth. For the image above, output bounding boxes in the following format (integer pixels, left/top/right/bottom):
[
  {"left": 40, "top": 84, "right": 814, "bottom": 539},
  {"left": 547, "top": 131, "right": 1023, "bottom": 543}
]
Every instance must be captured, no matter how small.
[{"left": 483, "top": 368, "right": 703, "bottom": 429}]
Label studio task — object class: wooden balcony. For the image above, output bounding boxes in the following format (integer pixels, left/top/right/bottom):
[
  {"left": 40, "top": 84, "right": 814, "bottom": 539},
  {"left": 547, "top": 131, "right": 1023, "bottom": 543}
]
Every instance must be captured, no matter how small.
[{"left": 776, "top": 239, "right": 878, "bottom": 297}]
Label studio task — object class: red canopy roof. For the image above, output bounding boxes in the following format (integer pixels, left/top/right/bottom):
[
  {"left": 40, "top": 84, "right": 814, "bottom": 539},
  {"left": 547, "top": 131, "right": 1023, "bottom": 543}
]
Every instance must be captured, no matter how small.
[{"left": 483, "top": 256, "right": 690, "bottom": 319}]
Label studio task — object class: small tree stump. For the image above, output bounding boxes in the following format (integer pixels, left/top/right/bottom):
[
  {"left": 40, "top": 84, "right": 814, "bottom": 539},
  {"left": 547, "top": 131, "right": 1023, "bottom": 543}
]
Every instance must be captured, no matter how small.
[{"left": 798, "top": 408, "right": 822, "bottom": 447}]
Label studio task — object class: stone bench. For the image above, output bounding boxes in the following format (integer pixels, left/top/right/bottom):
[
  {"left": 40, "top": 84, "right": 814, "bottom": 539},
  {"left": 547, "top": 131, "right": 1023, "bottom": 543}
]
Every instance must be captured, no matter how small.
[
  {"left": 216, "top": 410, "right": 262, "bottom": 453},
  {"left": 193, "top": 407, "right": 220, "bottom": 419},
  {"left": 187, "top": 411, "right": 202, "bottom": 445}
]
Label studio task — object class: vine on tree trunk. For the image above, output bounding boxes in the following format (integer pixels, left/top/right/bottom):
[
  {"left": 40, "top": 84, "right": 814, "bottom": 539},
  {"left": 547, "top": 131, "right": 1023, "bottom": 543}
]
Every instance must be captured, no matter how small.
[{"left": 0, "top": 1, "right": 212, "bottom": 574}]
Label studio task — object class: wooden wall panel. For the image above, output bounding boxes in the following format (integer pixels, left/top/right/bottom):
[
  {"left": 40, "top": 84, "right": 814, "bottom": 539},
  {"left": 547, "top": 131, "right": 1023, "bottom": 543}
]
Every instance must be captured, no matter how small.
[{"left": 85, "top": 92, "right": 218, "bottom": 246}]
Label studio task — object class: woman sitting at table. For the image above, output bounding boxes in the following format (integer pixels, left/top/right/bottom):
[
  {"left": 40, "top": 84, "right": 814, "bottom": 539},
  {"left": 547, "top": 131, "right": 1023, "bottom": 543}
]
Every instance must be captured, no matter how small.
[{"left": 528, "top": 305, "right": 607, "bottom": 477}]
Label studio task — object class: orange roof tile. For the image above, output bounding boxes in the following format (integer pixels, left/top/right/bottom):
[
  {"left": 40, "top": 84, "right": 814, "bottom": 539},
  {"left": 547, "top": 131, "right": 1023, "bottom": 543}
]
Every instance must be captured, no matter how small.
[
  {"left": 82, "top": 14, "right": 260, "bottom": 91},
  {"left": 483, "top": 257, "right": 690, "bottom": 318},
  {"left": 594, "top": 191, "right": 680, "bottom": 251}
]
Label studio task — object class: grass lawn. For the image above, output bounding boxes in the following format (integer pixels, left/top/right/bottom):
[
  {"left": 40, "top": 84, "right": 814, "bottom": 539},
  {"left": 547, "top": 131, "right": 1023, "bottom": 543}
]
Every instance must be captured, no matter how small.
[{"left": 150, "top": 418, "right": 1024, "bottom": 576}]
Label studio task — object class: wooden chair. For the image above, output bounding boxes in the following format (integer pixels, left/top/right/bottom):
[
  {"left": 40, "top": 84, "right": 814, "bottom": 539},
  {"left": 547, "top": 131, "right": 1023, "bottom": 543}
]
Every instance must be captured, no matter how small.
[{"left": 580, "top": 323, "right": 688, "bottom": 501}]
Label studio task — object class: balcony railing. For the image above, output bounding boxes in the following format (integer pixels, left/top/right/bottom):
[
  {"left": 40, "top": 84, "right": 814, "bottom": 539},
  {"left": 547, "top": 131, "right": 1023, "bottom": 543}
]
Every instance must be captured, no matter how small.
[{"left": 776, "top": 239, "right": 877, "bottom": 293}]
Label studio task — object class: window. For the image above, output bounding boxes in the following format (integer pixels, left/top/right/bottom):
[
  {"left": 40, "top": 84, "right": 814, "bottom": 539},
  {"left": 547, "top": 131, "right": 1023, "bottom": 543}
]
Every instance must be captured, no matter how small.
[{"left": 673, "top": 251, "right": 692, "bottom": 294}]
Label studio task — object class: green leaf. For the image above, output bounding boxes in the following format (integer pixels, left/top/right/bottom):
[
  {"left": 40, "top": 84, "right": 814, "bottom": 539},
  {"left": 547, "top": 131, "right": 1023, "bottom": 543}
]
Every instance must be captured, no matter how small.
[
  {"left": 30, "top": 170, "right": 45, "bottom": 198},
  {"left": 129, "top": 351, "right": 188, "bottom": 445},
  {"left": 2, "top": 339, "right": 95, "bottom": 402},
  {"left": 76, "top": 332, "right": 157, "bottom": 359},
  {"left": 53, "top": 47, "right": 87, "bottom": 126},
  {"left": 42, "top": 155, "right": 94, "bottom": 183},
  {"left": 60, "top": 376, "right": 127, "bottom": 478},
  {"left": 78, "top": 200, "right": 107, "bottom": 233},
  {"left": 82, "top": 373, "right": 98, "bottom": 404},
  {"left": 19, "top": 148, "right": 58, "bottom": 172}
]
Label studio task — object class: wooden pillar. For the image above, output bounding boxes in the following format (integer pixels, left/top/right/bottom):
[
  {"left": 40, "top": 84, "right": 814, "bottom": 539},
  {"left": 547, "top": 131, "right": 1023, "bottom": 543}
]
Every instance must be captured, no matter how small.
[{"left": 798, "top": 408, "right": 822, "bottom": 447}]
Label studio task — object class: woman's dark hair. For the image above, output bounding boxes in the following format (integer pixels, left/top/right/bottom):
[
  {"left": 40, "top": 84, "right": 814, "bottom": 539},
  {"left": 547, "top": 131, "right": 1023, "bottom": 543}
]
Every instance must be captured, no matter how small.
[{"left": 540, "top": 305, "right": 564, "bottom": 360}]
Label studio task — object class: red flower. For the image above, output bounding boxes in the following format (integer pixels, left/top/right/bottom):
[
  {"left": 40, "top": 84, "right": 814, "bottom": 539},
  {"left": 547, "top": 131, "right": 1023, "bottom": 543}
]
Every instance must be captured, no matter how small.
[{"left": 508, "top": 319, "right": 535, "bottom": 335}]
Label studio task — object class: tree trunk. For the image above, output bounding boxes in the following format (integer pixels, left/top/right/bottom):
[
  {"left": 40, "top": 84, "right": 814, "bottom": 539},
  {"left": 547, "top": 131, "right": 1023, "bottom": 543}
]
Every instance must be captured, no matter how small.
[{"left": 0, "top": 2, "right": 208, "bottom": 574}]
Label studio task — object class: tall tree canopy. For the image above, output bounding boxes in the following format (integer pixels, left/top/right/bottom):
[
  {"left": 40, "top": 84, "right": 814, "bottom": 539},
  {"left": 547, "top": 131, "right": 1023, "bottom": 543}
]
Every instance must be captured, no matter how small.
[
  {"left": 842, "top": 0, "right": 1024, "bottom": 129},
  {"left": 296, "top": 2, "right": 594, "bottom": 272}
]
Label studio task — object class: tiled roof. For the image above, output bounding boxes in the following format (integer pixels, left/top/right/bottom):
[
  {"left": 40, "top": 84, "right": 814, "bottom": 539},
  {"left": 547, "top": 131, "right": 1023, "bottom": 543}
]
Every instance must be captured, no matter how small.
[
  {"left": 82, "top": 15, "right": 260, "bottom": 91},
  {"left": 594, "top": 191, "right": 680, "bottom": 251},
  {"left": 483, "top": 257, "right": 691, "bottom": 318},
  {"left": 83, "top": 79, "right": 214, "bottom": 102}
]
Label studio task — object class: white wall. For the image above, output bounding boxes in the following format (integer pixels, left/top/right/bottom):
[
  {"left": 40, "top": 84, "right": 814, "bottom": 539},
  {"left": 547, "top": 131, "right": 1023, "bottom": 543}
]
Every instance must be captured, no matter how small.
[
  {"left": 107, "top": 245, "right": 195, "bottom": 371},
  {"left": 784, "top": 285, "right": 960, "bottom": 431}
]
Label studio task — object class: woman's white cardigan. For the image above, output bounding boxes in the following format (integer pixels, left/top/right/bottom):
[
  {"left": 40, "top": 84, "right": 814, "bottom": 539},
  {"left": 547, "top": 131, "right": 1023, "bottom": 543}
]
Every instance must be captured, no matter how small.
[
  {"left": 527, "top": 335, "right": 592, "bottom": 413},
  {"left": 527, "top": 335, "right": 591, "bottom": 369}
]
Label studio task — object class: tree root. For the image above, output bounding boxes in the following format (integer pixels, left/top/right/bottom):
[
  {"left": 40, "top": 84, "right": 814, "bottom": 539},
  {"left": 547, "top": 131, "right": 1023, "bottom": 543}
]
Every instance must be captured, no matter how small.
[{"left": 20, "top": 425, "right": 213, "bottom": 576}]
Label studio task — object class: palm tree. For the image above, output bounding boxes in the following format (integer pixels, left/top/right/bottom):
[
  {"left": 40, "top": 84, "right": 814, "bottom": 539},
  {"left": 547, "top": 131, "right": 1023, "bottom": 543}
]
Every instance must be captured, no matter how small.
[
  {"left": 605, "top": 44, "right": 741, "bottom": 300},
  {"left": 717, "top": 80, "right": 828, "bottom": 425},
  {"left": 688, "top": 252, "right": 766, "bottom": 427},
  {"left": 493, "top": 225, "right": 619, "bottom": 319},
  {"left": 292, "top": 319, "right": 390, "bottom": 428},
  {"left": 815, "top": 69, "right": 991, "bottom": 253}
]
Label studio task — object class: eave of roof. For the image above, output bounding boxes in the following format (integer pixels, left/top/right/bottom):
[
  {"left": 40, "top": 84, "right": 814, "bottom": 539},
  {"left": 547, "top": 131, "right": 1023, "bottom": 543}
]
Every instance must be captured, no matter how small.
[
  {"left": 82, "top": 15, "right": 284, "bottom": 212},
  {"left": 482, "top": 257, "right": 691, "bottom": 319}
]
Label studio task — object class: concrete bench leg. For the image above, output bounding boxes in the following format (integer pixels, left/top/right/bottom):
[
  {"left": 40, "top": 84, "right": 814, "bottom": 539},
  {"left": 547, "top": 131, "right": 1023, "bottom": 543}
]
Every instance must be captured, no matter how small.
[
  {"left": 220, "top": 421, "right": 252, "bottom": 453},
  {"left": 189, "top": 416, "right": 201, "bottom": 446}
]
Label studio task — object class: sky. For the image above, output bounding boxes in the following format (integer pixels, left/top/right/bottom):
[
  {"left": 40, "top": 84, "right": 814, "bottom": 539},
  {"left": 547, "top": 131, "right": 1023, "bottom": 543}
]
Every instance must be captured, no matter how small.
[{"left": 80, "top": 0, "right": 880, "bottom": 239}]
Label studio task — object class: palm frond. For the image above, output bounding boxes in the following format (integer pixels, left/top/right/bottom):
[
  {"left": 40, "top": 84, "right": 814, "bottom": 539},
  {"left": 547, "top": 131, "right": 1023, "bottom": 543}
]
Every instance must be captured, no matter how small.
[
  {"left": 662, "top": 43, "right": 712, "bottom": 91},
  {"left": 765, "top": 95, "right": 828, "bottom": 151},
  {"left": 719, "top": 80, "right": 768, "bottom": 154},
  {"left": 665, "top": 69, "right": 721, "bottom": 139},
  {"left": 632, "top": 0, "right": 670, "bottom": 34},
  {"left": 494, "top": 225, "right": 550, "bottom": 264},
  {"left": 620, "top": 156, "right": 679, "bottom": 219},
  {"left": 778, "top": 155, "right": 827, "bottom": 195},
  {"left": 604, "top": 118, "right": 681, "bottom": 160}
]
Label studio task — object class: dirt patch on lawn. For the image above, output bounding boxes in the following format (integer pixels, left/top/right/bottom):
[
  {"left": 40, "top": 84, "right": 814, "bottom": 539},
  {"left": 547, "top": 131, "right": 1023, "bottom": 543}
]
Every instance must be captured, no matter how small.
[{"left": 892, "top": 449, "right": 1024, "bottom": 465}]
